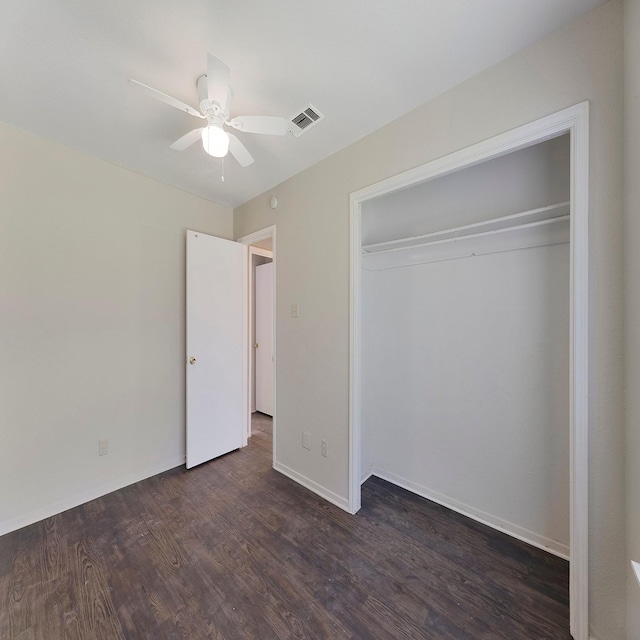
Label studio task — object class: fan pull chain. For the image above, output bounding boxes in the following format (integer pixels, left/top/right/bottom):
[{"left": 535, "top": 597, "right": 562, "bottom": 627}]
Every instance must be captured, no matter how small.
[{"left": 220, "top": 157, "right": 225, "bottom": 182}]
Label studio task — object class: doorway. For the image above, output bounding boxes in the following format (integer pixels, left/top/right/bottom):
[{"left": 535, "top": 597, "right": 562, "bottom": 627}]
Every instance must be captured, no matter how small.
[
  {"left": 238, "top": 225, "right": 276, "bottom": 466},
  {"left": 251, "top": 249, "right": 273, "bottom": 417},
  {"left": 254, "top": 260, "right": 273, "bottom": 416},
  {"left": 350, "top": 103, "right": 589, "bottom": 639}
]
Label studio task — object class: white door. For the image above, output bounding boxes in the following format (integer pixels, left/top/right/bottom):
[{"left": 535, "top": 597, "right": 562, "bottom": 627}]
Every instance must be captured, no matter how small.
[
  {"left": 255, "top": 262, "right": 274, "bottom": 416},
  {"left": 186, "top": 230, "right": 247, "bottom": 469}
]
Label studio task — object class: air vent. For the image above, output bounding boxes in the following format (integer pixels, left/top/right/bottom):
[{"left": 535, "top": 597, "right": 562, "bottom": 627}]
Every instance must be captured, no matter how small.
[{"left": 288, "top": 104, "right": 324, "bottom": 137}]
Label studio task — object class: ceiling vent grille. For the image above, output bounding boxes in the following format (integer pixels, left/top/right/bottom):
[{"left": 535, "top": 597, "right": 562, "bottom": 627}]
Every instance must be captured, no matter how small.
[{"left": 288, "top": 104, "right": 324, "bottom": 137}]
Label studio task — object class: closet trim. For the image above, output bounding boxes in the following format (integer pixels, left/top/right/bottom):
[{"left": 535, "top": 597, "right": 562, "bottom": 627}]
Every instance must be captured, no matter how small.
[{"left": 348, "top": 102, "right": 589, "bottom": 640}]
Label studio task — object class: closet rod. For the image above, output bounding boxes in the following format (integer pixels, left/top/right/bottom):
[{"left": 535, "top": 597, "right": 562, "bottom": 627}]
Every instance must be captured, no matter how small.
[
  {"left": 362, "top": 215, "right": 569, "bottom": 257},
  {"left": 362, "top": 201, "right": 569, "bottom": 254}
]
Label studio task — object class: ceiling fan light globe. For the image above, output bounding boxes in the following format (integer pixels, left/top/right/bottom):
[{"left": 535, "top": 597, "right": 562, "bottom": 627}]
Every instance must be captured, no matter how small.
[{"left": 201, "top": 125, "right": 230, "bottom": 158}]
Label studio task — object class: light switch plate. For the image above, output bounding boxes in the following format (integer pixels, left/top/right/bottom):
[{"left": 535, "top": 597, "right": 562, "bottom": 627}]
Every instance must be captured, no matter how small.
[
  {"left": 291, "top": 302, "right": 299, "bottom": 318},
  {"left": 302, "top": 432, "right": 311, "bottom": 450}
]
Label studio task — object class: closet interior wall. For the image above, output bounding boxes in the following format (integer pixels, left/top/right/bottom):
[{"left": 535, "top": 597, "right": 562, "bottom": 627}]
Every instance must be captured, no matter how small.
[{"left": 360, "top": 134, "right": 571, "bottom": 557}]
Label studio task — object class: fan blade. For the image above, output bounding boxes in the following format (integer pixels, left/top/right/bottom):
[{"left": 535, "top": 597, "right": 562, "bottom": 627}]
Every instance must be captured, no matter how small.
[
  {"left": 170, "top": 127, "right": 205, "bottom": 150},
  {"left": 128, "top": 80, "right": 205, "bottom": 119},
  {"left": 228, "top": 134, "right": 254, "bottom": 167},
  {"left": 227, "top": 115, "right": 287, "bottom": 136},
  {"left": 207, "top": 53, "right": 231, "bottom": 111},
  {"left": 224, "top": 88, "right": 234, "bottom": 118}
]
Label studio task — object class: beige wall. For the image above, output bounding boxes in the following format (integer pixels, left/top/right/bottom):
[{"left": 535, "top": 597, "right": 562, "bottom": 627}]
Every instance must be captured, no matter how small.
[
  {"left": 0, "top": 121, "right": 233, "bottom": 534},
  {"left": 625, "top": 0, "right": 640, "bottom": 637},
  {"left": 234, "top": 3, "right": 625, "bottom": 638}
]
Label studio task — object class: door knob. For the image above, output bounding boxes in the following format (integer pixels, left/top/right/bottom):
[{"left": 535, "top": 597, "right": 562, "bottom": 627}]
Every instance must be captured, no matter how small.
[
  {"left": 189, "top": 356, "right": 196, "bottom": 365},
  {"left": 254, "top": 343, "right": 259, "bottom": 349}
]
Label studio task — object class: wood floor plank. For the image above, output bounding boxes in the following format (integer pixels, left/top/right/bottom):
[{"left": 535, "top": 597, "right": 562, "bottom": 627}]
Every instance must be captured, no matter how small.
[
  {"left": 0, "top": 414, "right": 570, "bottom": 639},
  {"left": 71, "top": 539, "right": 124, "bottom": 639},
  {"left": 5, "top": 544, "right": 37, "bottom": 638}
]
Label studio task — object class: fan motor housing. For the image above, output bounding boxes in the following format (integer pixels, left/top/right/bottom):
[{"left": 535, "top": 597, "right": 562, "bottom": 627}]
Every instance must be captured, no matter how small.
[{"left": 197, "top": 74, "right": 228, "bottom": 118}]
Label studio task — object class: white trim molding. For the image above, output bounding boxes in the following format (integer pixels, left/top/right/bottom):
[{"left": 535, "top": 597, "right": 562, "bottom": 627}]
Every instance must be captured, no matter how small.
[
  {"left": 349, "top": 102, "right": 589, "bottom": 640},
  {"left": 237, "top": 225, "right": 276, "bottom": 247},
  {"left": 274, "top": 461, "right": 351, "bottom": 512},
  {"left": 370, "top": 468, "right": 570, "bottom": 559},
  {"left": 0, "top": 455, "right": 185, "bottom": 536}
]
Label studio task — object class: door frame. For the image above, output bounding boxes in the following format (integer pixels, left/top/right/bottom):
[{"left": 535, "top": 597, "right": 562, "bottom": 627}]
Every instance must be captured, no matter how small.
[
  {"left": 349, "top": 102, "right": 589, "bottom": 640},
  {"left": 237, "top": 225, "right": 277, "bottom": 467}
]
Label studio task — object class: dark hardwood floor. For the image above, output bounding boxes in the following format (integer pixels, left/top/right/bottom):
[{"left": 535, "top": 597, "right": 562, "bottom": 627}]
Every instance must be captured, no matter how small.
[{"left": 0, "top": 414, "right": 570, "bottom": 639}]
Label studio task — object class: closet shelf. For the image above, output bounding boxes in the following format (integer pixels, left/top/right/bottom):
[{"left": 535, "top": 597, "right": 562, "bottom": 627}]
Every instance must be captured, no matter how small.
[{"left": 362, "top": 202, "right": 570, "bottom": 255}]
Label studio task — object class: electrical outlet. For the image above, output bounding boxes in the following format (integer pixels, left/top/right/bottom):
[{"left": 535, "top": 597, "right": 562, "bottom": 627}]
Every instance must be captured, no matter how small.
[
  {"left": 321, "top": 439, "right": 328, "bottom": 457},
  {"left": 99, "top": 438, "right": 109, "bottom": 456},
  {"left": 302, "top": 432, "right": 311, "bottom": 450}
]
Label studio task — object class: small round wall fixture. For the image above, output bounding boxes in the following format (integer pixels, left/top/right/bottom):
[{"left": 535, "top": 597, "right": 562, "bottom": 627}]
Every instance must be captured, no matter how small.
[{"left": 270, "top": 196, "right": 278, "bottom": 209}]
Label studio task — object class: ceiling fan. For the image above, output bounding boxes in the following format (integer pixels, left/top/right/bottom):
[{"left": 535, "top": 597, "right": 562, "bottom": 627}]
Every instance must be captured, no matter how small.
[{"left": 129, "top": 53, "right": 287, "bottom": 167}]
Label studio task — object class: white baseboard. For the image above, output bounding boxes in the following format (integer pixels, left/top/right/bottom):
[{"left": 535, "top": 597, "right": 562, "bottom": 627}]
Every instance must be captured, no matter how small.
[
  {"left": 0, "top": 455, "right": 185, "bottom": 537},
  {"left": 361, "top": 468, "right": 374, "bottom": 484},
  {"left": 273, "top": 461, "right": 350, "bottom": 512},
  {"left": 369, "top": 467, "right": 570, "bottom": 560}
]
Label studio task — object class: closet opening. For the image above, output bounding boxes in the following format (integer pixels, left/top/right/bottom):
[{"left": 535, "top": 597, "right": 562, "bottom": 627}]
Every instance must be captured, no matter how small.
[{"left": 349, "top": 104, "right": 589, "bottom": 640}]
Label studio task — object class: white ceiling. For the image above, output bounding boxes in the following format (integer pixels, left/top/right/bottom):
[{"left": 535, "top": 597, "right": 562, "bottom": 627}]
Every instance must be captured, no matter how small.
[{"left": 0, "top": 0, "right": 606, "bottom": 208}]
